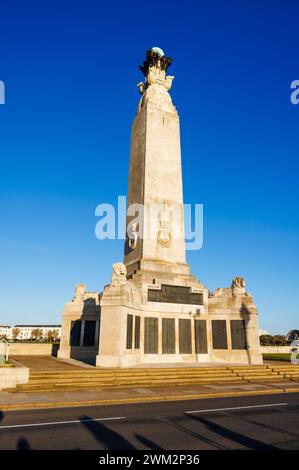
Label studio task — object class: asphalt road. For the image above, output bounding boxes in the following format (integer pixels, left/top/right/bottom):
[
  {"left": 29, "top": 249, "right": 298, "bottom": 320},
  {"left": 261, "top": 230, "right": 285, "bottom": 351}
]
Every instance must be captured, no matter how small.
[{"left": 0, "top": 393, "right": 298, "bottom": 450}]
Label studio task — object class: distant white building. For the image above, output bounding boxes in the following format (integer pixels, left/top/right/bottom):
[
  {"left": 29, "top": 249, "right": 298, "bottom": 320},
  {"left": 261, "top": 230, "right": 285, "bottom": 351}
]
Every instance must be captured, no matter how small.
[
  {"left": 259, "top": 328, "right": 269, "bottom": 337},
  {"left": 0, "top": 325, "right": 12, "bottom": 339},
  {"left": 0, "top": 325, "right": 61, "bottom": 341}
]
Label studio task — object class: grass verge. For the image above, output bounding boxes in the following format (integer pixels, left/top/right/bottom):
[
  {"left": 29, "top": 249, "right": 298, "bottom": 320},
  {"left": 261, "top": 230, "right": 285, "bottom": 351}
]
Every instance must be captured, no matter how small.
[{"left": 263, "top": 353, "right": 291, "bottom": 362}]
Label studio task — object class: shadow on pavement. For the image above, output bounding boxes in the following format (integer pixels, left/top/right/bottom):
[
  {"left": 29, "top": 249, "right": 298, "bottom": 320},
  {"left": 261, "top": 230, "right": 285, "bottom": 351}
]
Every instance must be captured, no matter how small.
[
  {"left": 16, "top": 438, "right": 31, "bottom": 450},
  {"left": 166, "top": 416, "right": 225, "bottom": 449},
  {"left": 134, "top": 433, "right": 163, "bottom": 450},
  {"left": 0, "top": 410, "right": 31, "bottom": 450},
  {"left": 188, "top": 414, "right": 277, "bottom": 450},
  {"left": 79, "top": 415, "right": 136, "bottom": 450}
]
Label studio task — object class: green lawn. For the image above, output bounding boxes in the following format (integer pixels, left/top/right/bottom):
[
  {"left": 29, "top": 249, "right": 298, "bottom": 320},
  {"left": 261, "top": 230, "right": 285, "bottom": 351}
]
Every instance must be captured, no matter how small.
[{"left": 263, "top": 353, "right": 291, "bottom": 362}]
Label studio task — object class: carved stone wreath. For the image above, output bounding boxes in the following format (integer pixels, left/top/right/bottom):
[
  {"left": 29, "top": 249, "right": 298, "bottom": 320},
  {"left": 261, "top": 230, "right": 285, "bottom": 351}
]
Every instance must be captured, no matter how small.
[{"left": 139, "top": 49, "right": 172, "bottom": 76}]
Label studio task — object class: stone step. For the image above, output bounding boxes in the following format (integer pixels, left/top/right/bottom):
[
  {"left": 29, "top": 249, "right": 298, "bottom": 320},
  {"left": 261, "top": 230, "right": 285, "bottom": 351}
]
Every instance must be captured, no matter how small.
[
  {"left": 230, "top": 368, "right": 269, "bottom": 373},
  {"left": 229, "top": 366, "right": 269, "bottom": 370},
  {"left": 29, "top": 370, "right": 237, "bottom": 380},
  {"left": 17, "top": 373, "right": 295, "bottom": 393},
  {"left": 123, "top": 376, "right": 243, "bottom": 384},
  {"left": 27, "top": 372, "right": 239, "bottom": 384},
  {"left": 30, "top": 368, "right": 236, "bottom": 375},
  {"left": 16, "top": 376, "right": 245, "bottom": 392},
  {"left": 232, "top": 369, "right": 271, "bottom": 373},
  {"left": 29, "top": 366, "right": 235, "bottom": 376},
  {"left": 244, "top": 374, "right": 289, "bottom": 381},
  {"left": 27, "top": 369, "right": 282, "bottom": 384},
  {"left": 274, "top": 371, "right": 299, "bottom": 376},
  {"left": 236, "top": 371, "right": 279, "bottom": 376},
  {"left": 27, "top": 376, "right": 237, "bottom": 386},
  {"left": 276, "top": 370, "right": 299, "bottom": 373},
  {"left": 26, "top": 371, "right": 241, "bottom": 385},
  {"left": 28, "top": 372, "right": 216, "bottom": 379},
  {"left": 30, "top": 372, "right": 143, "bottom": 379},
  {"left": 28, "top": 377, "right": 130, "bottom": 384},
  {"left": 15, "top": 365, "right": 294, "bottom": 393},
  {"left": 271, "top": 365, "right": 299, "bottom": 369}
]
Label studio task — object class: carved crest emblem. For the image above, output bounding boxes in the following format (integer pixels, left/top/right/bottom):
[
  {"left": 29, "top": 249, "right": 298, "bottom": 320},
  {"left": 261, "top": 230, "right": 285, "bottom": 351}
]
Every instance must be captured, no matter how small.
[{"left": 157, "top": 203, "right": 171, "bottom": 248}]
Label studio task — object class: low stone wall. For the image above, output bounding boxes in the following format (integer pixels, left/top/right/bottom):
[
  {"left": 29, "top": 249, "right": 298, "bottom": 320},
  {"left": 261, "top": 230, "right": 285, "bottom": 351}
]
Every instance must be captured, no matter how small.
[
  {"left": 261, "top": 346, "right": 291, "bottom": 354},
  {"left": 0, "top": 365, "right": 29, "bottom": 390},
  {"left": 9, "top": 342, "right": 59, "bottom": 356}
]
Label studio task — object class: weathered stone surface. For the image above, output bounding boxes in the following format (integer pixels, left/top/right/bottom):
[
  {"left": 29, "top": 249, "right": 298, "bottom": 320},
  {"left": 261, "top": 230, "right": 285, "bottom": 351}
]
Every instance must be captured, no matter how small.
[{"left": 0, "top": 365, "right": 29, "bottom": 390}]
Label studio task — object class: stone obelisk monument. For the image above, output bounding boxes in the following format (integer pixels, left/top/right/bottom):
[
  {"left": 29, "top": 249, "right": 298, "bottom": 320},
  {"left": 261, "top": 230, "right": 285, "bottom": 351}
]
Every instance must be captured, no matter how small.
[
  {"left": 59, "top": 47, "right": 262, "bottom": 367},
  {"left": 124, "top": 47, "right": 188, "bottom": 278}
]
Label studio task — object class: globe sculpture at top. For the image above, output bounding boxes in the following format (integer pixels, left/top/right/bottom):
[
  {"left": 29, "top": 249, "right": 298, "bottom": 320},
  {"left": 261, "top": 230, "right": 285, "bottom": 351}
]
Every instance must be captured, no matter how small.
[
  {"left": 150, "top": 47, "right": 165, "bottom": 57},
  {"left": 139, "top": 48, "right": 172, "bottom": 76}
]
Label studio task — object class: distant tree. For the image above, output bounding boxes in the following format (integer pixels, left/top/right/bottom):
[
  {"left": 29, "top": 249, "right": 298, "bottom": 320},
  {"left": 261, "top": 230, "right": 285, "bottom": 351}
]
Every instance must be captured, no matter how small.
[
  {"left": 273, "top": 335, "right": 287, "bottom": 346},
  {"left": 12, "top": 328, "right": 20, "bottom": 341},
  {"left": 52, "top": 329, "right": 59, "bottom": 342},
  {"left": 31, "top": 329, "right": 37, "bottom": 341},
  {"left": 260, "top": 334, "right": 287, "bottom": 346},
  {"left": 38, "top": 329, "right": 44, "bottom": 341},
  {"left": 260, "top": 335, "right": 274, "bottom": 346},
  {"left": 47, "top": 330, "right": 53, "bottom": 342},
  {"left": 31, "top": 328, "right": 43, "bottom": 341}
]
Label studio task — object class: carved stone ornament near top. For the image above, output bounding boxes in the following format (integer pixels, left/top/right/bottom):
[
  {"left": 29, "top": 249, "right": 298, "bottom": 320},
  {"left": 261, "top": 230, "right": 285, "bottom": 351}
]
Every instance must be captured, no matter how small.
[
  {"left": 231, "top": 276, "right": 246, "bottom": 296},
  {"left": 137, "top": 48, "right": 174, "bottom": 111}
]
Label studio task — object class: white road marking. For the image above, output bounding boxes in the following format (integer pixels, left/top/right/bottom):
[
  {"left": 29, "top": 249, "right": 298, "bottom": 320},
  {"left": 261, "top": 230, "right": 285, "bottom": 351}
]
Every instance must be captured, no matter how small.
[
  {"left": 186, "top": 403, "right": 288, "bottom": 414},
  {"left": 0, "top": 416, "right": 126, "bottom": 430}
]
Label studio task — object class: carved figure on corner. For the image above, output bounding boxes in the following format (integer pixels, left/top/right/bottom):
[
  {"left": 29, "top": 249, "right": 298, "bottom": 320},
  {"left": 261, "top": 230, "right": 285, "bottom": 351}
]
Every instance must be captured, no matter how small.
[{"left": 111, "top": 262, "right": 127, "bottom": 286}]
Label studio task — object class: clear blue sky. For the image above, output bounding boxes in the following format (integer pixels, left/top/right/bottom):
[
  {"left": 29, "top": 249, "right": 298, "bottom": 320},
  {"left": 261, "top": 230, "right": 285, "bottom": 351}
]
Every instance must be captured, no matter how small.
[{"left": 0, "top": 0, "right": 298, "bottom": 334}]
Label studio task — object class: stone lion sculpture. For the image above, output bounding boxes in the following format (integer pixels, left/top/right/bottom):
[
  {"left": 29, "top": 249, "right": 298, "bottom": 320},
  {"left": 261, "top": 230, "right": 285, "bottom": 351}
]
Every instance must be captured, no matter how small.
[
  {"left": 210, "top": 277, "right": 246, "bottom": 298},
  {"left": 73, "top": 283, "right": 99, "bottom": 303},
  {"left": 111, "top": 262, "right": 127, "bottom": 286},
  {"left": 231, "top": 276, "right": 246, "bottom": 295},
  {"left": 211, "top": 287, "right": 232, "bottom": 297},
  {"left": 231, "top": 277, "right": 246, "bottom": 288},
  {"left": 73, "top": 283, "right": 86, "bottom": 302}
]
